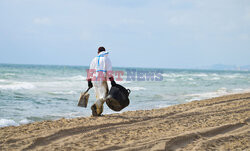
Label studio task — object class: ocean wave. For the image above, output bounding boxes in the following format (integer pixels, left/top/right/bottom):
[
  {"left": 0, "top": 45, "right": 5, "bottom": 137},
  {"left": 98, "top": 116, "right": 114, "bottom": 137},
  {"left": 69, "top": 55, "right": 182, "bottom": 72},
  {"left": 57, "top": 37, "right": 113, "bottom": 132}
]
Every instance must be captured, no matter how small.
[
  {"left": 162, "top": 72, "right": 248, "bottom": 82},
  {"left": 19, "top": 119, "right": 32, "bottom": 125},
  {"left": 0, "top": 79, "right": 6, "bottom": 82},
  {"left": 68, "top": 75, "right": 86, "bottom": 81},
  {"left": 4, "top": 73, "right": 16, "bottom": 76},
  {"left": 49, "top": 91, "right": 78, "bottom": 95},
  {"left": 0, "top": 82, "right": 35, "bottom": 90},
  {"left": 209, "top": 77, "right": 221, "bottom": 80},
  {"left": 127, "top": 87, "right": 146, "bottom": 91},
  {"left": 33, "top": 80, "right": 84, "bottom": 90},
  {"left": 193, "top": 73, "right": 208, "bottom": 77},
  {"left": 152, "top": 94, "right": 178, "bottom": 101},
  {"left": 162, "top": 73, "right": 212, "bottom": 78},
  {"left": 49, "top": 112, "right": 83, "bottom": 118},
  {"left": 155, "top": 104, "right": 171, "bottom": 108},
  {"left": 222, "top": 74, "right": 243, "bottom": 79},
  {"left": 56, "top": 75, "right": 86, "bottom": 81},
  {"left": 0, "top": 118, "right": 33, "bottom": 127},
  {"left": 162, "top": 73, "right": 209, "bottom": 78},
  {"left": 0, "top": 119, "right": 19, "bottom": 127},
  {"left": 185, "top": 87, "right": 250, "bottom": 102},
  {"left": 116, "top": 81, "right": 131, "bottom": 85},
  {"left": 232, "top": 88, "right": 250, "bottom": 93},
  {"left": 165, "top": 79, "right": 176, "bottom": 82},
  {"left": 162, "top": 73, "right": 181, "bottom": 78},
  {"left": 186, "top": 87, "right": 228, "bottom": 100}
]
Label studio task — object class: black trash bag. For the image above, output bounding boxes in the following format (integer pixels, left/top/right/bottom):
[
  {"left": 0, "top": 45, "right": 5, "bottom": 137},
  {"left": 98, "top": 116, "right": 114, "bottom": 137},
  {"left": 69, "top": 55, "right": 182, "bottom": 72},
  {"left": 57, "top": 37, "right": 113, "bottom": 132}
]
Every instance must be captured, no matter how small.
[{"left": 106, "top": 83, "right": 131, "bottom": 112}]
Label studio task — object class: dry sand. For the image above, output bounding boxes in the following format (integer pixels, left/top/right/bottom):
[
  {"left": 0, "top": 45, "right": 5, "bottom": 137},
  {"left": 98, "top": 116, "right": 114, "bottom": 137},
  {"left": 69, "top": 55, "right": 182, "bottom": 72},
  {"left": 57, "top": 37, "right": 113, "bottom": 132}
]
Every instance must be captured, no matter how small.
[{"left": 1, "top": 93, "right": 250, "bottom": 151}]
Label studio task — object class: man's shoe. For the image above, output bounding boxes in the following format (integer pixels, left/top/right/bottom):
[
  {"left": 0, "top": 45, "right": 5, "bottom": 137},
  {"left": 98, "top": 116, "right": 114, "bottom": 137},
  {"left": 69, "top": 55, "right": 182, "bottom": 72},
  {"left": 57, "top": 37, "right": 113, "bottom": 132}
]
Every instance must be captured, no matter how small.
[{"left": 91, "top": 104, "right": 99, "bottom": 116}]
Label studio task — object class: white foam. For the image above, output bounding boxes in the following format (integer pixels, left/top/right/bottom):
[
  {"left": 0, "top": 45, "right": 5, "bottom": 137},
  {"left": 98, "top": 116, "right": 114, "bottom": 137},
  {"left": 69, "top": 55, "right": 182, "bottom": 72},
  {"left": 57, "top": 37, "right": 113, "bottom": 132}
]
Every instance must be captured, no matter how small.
[
  {"left": 161, "top": 73, "right": 168, "bottom": 77},
  {"left": 56, "top": 75, "right": 86, "bottom": 81},
  {"left": 0, "top": 82, "right": 35, "bottom": 90},
  {"left": 116, "top": 81, "right": 131, "bottom": 85},
  {"left": 19, "top": 119, "right": 32, "bottom": 125},
  {"left": 127, "top": 87, "right": 146, "bottom": 91},
  {"left": 165, "top": 79, "right": 176, "bottom": 82},
  {"left": 210, "top": 77, "right": 220, "bottom": 80},
  {"left": 155, "top": 104, "right": 171, "bottom": 108},
  {"left": 162, "top": 73, "right": 182, "bottom": 78},
  {"left": 162, "top": 73, "right": 209, "bottom": 78},
  {"left": 211, "top": 73, "right": 219, "bottom": 76},
  {"left": 193, "top": 73, "right": 208, "bottom": 77},
  {"left": 68, "top": 75, "right": 86, "bottom": 81},
  {"left": 49, "top": 112, "right": 83, "bottom": 118},
  {"left": 186, "top": 87, "right": 228, "bottom": 102},
  {"left": 185, "top": 87, "right": 250, "bottom": 102},
  {"left": 0, "top": 79, "right": 6, "bottom": 82},
  {"left": 0, "top": 119, "right": 19, "bottom": 127},
  {"left": 33, "top": 80, "right": 85, "bottom": 91},
  {"left": 222, "top": 74, "right": 242, "bottom": 79},
  {"left": 4, "top": 73, "right": 15, "bottom": 76},
  {"left": 49, "top": 91, "right": 77, "bottom": 95},
  {"left": 232, "top": 88, "right": 250, "bottom": 93}
]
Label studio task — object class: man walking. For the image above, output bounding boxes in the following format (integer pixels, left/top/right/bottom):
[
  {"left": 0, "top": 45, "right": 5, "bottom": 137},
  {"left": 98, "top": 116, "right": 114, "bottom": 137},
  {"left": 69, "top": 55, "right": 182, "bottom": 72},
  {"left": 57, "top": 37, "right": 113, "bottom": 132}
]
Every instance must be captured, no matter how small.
[{"left": 87, "top": 47, "right": 115, "bottom": 116}]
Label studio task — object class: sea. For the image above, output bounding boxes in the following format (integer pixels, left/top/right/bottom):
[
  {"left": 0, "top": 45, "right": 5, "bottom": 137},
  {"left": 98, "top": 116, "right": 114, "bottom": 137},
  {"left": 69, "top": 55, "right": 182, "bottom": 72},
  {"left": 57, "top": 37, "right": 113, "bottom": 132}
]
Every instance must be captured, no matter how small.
[{"left": 0, "top": 64, "right": 250, "bottom": 127}]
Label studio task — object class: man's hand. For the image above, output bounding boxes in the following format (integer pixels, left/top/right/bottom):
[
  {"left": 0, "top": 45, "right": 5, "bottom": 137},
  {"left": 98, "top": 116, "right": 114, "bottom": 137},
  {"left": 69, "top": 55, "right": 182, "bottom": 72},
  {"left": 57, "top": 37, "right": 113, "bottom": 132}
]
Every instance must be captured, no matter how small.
[
  {"left": 109, "top": 77, "right": 116, "bottom": 86},
  {"left": 88, "top": 79, "right": 93, "bottom": 88}
]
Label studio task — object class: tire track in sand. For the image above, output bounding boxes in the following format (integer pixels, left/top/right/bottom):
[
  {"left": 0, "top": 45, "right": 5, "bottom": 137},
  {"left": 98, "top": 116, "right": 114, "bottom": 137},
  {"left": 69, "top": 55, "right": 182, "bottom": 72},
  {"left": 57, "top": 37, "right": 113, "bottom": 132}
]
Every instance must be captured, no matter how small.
[{"left": 10, "top": 94, "right": 249, "bottom": 151}]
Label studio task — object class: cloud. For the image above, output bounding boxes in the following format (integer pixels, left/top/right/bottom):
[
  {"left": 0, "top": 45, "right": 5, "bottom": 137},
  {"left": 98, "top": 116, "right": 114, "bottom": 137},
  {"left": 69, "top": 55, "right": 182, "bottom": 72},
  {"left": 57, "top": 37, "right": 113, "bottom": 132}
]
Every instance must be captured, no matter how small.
[{"left": 33, "top": 17, "right": 51, "bottom": 25}]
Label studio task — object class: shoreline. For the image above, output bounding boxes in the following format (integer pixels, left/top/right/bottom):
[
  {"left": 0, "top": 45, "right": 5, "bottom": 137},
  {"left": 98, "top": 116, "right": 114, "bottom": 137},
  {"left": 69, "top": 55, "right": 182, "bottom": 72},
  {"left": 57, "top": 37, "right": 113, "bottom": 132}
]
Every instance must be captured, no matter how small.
[
  {"left": 1, "top": 92, "right": 250, "bottom": 150},
  {"left": 2, "top": 89, "right": 250, "bottom": 128}
]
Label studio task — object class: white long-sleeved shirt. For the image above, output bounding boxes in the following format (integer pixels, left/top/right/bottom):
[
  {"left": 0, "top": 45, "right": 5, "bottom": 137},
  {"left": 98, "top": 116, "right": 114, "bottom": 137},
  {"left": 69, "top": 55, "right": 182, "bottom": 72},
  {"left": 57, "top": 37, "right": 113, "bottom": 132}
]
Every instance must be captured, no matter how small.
[{"left": 89, "top": 51, "right": 112, "bottom": 81}]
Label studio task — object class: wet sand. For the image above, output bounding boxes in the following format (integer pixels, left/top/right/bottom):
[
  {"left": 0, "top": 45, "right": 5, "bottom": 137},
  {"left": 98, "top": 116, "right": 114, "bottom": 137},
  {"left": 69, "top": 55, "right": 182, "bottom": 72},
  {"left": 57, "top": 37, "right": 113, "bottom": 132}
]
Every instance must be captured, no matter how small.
[{"left": 1, "top": 93, "right": 250, "bottom": 151}]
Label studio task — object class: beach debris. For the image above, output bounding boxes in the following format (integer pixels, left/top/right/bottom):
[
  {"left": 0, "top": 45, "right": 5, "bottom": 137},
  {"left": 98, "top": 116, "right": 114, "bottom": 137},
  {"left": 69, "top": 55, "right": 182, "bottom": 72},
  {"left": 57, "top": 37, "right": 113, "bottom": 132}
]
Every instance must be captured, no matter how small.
[
  {"left": 78, "top": 87, "right": 91, "bottom": 107},
  {"left": 106, "top": 83, "right": 131, "bottom": 111}
]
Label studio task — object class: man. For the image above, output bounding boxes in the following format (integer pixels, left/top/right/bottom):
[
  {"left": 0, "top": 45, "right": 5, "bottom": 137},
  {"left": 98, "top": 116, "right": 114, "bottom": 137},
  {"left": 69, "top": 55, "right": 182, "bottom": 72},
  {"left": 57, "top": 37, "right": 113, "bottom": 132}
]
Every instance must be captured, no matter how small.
[{"left": 87, "top": 47, "right": 115, "bottom": 116}]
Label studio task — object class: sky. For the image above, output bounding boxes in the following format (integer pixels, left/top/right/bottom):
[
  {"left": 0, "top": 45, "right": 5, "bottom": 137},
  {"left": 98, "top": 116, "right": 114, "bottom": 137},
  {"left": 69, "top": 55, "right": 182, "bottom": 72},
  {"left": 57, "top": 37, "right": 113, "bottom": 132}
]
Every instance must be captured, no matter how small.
[{"left": 0, "top": 0, "right": 250, "bottom": 68}]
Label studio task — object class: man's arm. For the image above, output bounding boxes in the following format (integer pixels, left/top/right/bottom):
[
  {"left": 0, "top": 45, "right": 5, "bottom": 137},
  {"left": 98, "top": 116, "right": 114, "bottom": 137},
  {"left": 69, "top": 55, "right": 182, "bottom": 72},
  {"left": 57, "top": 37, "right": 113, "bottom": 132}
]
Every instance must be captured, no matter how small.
[
  {"left": 105, "top": 57, "right": 116, "bottom": 86},
  {"left": 87, "top": 58, "right": 96, "bottom": 88},
  {"left": 105, "top": 57, "right": 112, "bottom": 75}
]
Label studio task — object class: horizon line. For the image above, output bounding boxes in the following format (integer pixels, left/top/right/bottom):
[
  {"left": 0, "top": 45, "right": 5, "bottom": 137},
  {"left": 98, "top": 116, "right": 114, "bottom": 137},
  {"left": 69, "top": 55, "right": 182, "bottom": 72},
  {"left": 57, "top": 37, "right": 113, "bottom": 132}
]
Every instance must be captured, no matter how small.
[{"left": 0, "top": 62, "right": 249, "bottom": 72}]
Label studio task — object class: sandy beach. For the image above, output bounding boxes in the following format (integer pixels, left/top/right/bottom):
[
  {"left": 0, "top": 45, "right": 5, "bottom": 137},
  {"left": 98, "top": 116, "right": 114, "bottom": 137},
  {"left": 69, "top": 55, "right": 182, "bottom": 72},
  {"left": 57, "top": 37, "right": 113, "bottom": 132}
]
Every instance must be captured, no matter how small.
[{"left": 0, "top": 93, "right": 249, "bottom": 151}]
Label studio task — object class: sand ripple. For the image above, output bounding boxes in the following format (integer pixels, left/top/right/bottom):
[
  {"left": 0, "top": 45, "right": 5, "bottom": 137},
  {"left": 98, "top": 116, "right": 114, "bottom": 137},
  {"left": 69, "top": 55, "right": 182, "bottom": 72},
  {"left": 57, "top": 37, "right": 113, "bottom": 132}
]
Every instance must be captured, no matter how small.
[{"left": 0, "top": 93, "right": 250, "bottom": 151}]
